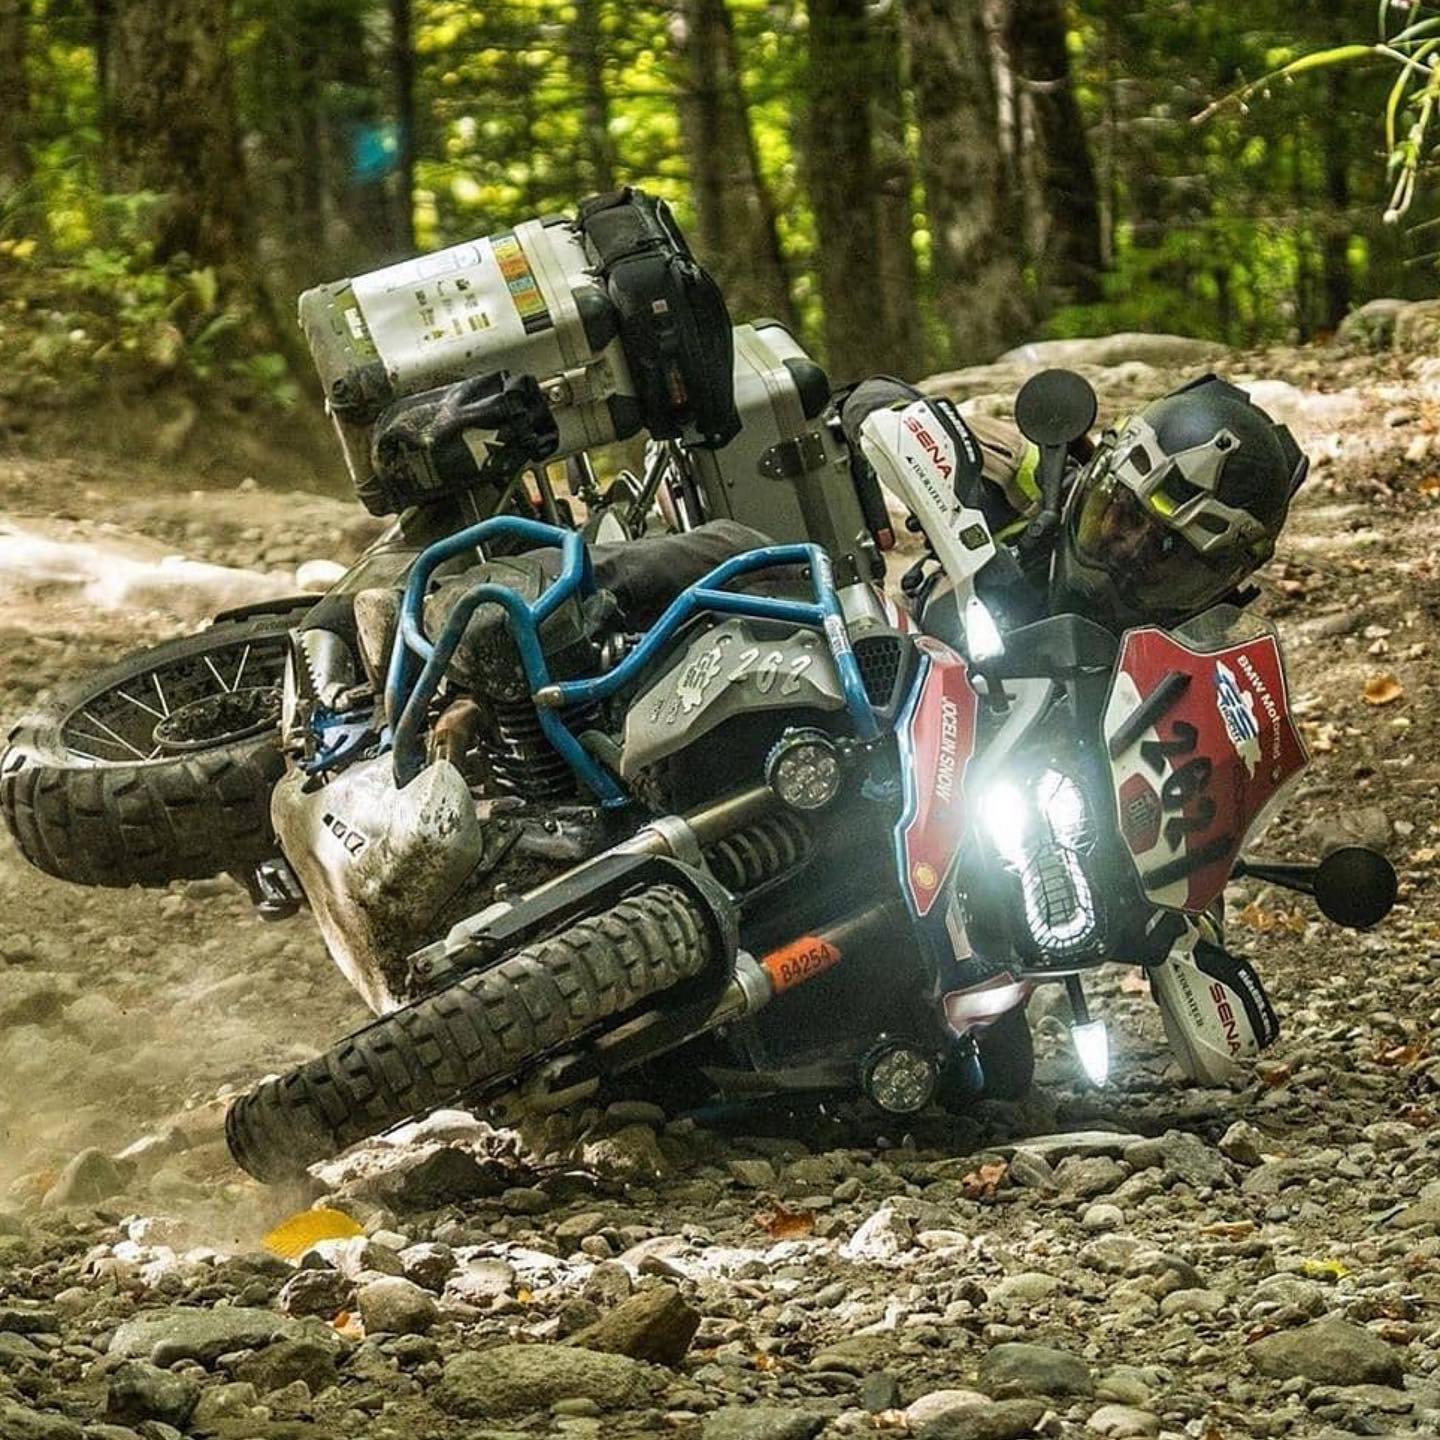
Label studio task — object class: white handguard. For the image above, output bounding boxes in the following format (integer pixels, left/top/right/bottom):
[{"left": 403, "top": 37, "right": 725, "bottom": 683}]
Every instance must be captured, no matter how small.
[
  {"left": 859, "top": 398, "right": 996, "bottom": 594},
  {"left": 1148, "top": 923, "right": 1279, "bottom": 1084}
]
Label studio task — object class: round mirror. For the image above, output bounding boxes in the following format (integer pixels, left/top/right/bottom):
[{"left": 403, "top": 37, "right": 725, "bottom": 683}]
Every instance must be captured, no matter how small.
[
  {"left": 1015, "top": 369, "right": 1099, "bottom": 449},
  {"left": 1313, "top": 845, "right": 1398, "bottom": 929}
]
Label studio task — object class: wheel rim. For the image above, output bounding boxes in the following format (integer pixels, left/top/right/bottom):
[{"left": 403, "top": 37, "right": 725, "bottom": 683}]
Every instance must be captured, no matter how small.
[{"left": 58, "top": 631, "right": 290, "bottom": 765}]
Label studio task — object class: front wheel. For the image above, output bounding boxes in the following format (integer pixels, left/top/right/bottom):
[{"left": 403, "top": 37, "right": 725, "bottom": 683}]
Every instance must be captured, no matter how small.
[
  {"left": 226, "top": 883, "right": 716, "bottom": 1182},
  {"left": 1, "top": 611, "right": 305, "bottom": 888}
]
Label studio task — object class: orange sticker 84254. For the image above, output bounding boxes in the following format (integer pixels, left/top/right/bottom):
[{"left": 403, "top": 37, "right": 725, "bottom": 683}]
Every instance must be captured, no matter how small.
[{"left": 761, "top": 936, "right": 841, "bottom": 993}]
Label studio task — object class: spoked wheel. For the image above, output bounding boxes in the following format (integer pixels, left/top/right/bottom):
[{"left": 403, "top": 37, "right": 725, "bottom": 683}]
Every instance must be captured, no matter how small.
[{"left": 1, "top": 610, "right": 307, "bottom": 887}]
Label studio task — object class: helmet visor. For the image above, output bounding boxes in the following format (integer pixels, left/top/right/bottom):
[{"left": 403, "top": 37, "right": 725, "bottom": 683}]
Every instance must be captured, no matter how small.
[{"left": 1070, "top": 464, "right": 1244, "bottom": 620}]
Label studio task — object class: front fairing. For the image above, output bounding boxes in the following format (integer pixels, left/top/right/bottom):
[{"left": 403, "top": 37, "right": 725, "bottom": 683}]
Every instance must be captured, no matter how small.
[{"left": 1102, "top": 605, "right": 1308, "bottom": 913}]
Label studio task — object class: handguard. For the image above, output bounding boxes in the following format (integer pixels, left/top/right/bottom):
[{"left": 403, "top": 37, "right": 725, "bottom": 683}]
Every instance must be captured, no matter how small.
[
  {"left": 858, "top": 397, "right": 996, "bottom": 594},
  {"left": 1148, "top": 926, "right": 1279, "bottom": 1084}
]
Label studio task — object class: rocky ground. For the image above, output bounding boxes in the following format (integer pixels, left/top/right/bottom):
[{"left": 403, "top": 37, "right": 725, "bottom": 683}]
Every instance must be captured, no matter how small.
[{"left": 1, "top": 316, "right": 1440, "bottom": 1440}]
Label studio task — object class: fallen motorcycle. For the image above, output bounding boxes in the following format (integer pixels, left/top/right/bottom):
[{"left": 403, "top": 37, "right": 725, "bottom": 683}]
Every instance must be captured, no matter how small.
[{"left": 221, "top": 369, "right": 1398, "bottom": 1182}]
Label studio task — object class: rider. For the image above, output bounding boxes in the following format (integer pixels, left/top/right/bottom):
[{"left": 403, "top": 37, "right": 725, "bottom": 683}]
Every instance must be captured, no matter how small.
[
  {"left": 842, "top": 371, "right": 1307, "bottom": 637},
  {"left": 844, "top": 372, "right": 1309, "bottom": 1087}
]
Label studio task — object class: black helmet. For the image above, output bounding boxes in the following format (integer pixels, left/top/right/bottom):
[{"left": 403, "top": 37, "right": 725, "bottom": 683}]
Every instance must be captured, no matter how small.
[{"left": 1050, "top": 374, "right": 1307, "bottom": 631}]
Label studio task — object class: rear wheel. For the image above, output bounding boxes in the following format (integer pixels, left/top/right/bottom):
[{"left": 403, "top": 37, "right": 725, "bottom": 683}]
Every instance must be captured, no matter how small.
[
  {"left": 1, "top": 611, "right": 305, "bottom": 887},
  {"left": 226, "top": 883, "right": 715, "bottom": 1182}
]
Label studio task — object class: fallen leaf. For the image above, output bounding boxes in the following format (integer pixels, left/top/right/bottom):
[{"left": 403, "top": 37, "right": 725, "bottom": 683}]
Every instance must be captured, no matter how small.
[
  {"left": 262, "top": 1207, "right": 363, "bottom": 1261},
  {"left": 1299, "top": 1257, "right": 1350, "bottom": 1280},
  {"left": 1376, "top": 1042, "right": 1429, "bottom": 1069},
  {"left": 516, "top": 1287, "right": 533, "bottom": 1304},
  {"left": 1201, "top": 1221, "right": 1258, "bottom": 1238},
  {"left": 754, "top": 1204, "right": 815, "bottom": 1240},
  {"left": 1419, "top": 475, "right": 1440, "bottom": 496},
  {"left": 752, "top": 1352, "right": 779, "bottom": 1371},
  {"left": 1120, "top": 968, "right": 1150, "bottom": 994},
  {"left": 331, "top": 1310, "right": 363, "bottom": 1340},
  {"left": 959, "top": 1160, "right": 1008, "bottom": 1202},
  {"left": 1363, "top": 673, "right": 1405, "bottom": 706},
  {"left": 1256, "top": 1060, "right": 1293, "bottom": 1088}
]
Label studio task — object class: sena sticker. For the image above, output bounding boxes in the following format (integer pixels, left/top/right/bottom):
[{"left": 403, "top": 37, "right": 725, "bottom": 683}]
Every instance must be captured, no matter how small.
[{"left": 1213, "top": 659, "right": 1262, "bottom": 778}]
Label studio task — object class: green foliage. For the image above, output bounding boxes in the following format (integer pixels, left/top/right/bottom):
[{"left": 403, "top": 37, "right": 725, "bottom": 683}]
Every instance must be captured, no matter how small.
[{"left": 8, "top": 0, "right": 1439, "bottom": 398}]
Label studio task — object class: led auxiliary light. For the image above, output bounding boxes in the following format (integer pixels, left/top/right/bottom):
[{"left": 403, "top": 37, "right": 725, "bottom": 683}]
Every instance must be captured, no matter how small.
[
  {"left": 765, "top": 729, "right": 842, "bottom": 812},
  {"left": 1066, "top": 976, "right": 1110, "bottom": 1087},
  {"left": 860, "top": 1040, "right": 939, "bottom": 1114},
  {"left": 1071, "top": 1020, "right": 1111, "bottom": 1087}
]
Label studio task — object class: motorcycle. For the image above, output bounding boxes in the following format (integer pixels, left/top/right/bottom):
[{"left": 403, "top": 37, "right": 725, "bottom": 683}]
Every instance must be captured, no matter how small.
[{"left": 218, "top": 368, "right": 1398, "bottom": 1183}]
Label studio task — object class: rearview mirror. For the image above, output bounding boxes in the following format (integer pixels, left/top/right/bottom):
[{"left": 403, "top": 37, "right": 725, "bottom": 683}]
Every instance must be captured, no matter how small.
[
  {"left": 1014, "top": 368, "right": 1098, "bottom": 450},
  {"left": 1313, "top": 845, "right": 1397, "bottom": 930}
]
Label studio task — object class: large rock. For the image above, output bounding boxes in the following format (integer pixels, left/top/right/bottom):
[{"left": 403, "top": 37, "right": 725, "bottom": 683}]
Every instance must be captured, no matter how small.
[
  {"left": 0, "top": 1401, "right": 82, "bottom": 1440},
  {"left": 107, "top": 1306, "right": 297, "bottom": 1367},
  {"left": 916, "top": 1400, "right": 1047, "bottom": 1440},
  {"left": 1248, "top": 1320, "right": 1404, "bottom": 1386},
  {"left": 233, "top": 1336, "right": 340, "bottom": 1394},
  {"left": 0, "top": 977, "right": 72, "bottom": 1034},
  {"left": 841, "top": 1204, "right": 914, "bottom": 1261},
  {"left": 276, "top": 1268, "right": 355, "bottom": 1319},
  {"left": 701, "top": 1408, "right": 826, "bottom": 1440},
  {"left": 41, "top": 1149, "right": 126, "bottom": 1208},
  {"left": 437, "top": 1343, "right": 655, "bottom": 1417},
  {"left": 580, "top": 1124, "right": 670, "bottom": 1179},
  {"left": 1389, "top": 1195, "right": 1440, "bottom": 1232},
  {"left": 979, "top": 1343, "right": 1094, "bottom": 1399},
  {"left": 104, "top": 1360, "right": 199, "bottom": 1428},
  {"left": 995, "top": 1132, "right": 1141, "bottom": 1162},
  {"left": 350, "top": 1144, "right": 507, "bottom": 1207},
  {"left": 1122, "top": 1131, "right": 1228, "bottom": 1189},
  {"left": 569, "top": 1283, "right": 699, "bottom": 1367},
  {"left": 999, "top": 333, "right": 1228, "bottom": 369},
  {"left": 1337, "top": 297, "right": 1407, "bottom": 351},
  {"left": 1394, "top": 300, "right": 1440, "bottom": 352},
  {"left": 357, "top": 1276, "right": 438, "bottom": 1336}
]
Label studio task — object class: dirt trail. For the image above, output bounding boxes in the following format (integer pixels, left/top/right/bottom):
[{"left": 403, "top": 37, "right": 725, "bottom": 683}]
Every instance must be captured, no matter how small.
[{"left": 0, "top": 337, "right": 1437, "bottom": 1440}]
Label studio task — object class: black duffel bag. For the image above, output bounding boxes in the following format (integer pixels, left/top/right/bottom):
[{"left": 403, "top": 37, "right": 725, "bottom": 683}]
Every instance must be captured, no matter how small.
[{"left": 577, "top": 187, "right": 741, "bottom": 450}]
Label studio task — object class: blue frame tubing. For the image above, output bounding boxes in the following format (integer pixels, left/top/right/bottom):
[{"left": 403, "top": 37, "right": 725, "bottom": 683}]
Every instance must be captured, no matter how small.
[{"left": 386, "top": 518, "right": 880, "bottom": 803}]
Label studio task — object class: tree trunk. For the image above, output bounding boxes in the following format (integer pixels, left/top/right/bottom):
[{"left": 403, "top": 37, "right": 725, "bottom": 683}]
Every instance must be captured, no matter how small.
[
  {"left": 575, "top": 0, "right": 617, "bottom": 195},
  {"left": 390, "top": 0, "right": 416, "bottom": 252},
  {"left": 100, "top": 0, "right": 247, "bottom": 265},
  {"left": 1004, "top": 0, "right": 1103, "bottom": 306},
  {"left": 869, "top": 3, "right": 924, "bottom": 376},
  {"left": 806, "top": 0, "right": 879, "bottom": 380},
  {"left": 906, "top": 0, "right": 1030, "bottom": 366},
  {"left": 673, "top": 0, "right": 795, "bottom": 328},
  {"left": 0, "top": 0, "right": 30, "bottom": 216},
  {"left": 1321, "top": 70, "right": 1351, "bottom": 330}
]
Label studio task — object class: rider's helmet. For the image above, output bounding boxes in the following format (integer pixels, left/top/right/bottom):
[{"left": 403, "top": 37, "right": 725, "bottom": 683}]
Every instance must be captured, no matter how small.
[{"left": 1050, "top": 375, "right": 1308, "bottom": 631}]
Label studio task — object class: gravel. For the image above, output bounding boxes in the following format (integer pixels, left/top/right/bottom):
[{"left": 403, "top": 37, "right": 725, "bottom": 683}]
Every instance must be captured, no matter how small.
[{"left": 4, "top": 343, "right": 1440, "bottom": 1440}]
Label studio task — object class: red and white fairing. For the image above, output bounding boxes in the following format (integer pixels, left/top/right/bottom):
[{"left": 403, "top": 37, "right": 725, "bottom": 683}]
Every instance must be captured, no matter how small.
[
  {"left": 1104, "top": 623, "right": 1308, "bottom": 913},
  {"left": 895, "top": 637, "right": 980, "bottom": 919}
]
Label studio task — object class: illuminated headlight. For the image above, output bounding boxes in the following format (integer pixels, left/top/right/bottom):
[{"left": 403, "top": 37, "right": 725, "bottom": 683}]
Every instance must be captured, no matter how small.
[
  {"left": 766, "top": 729, "right": 842, "bottom": 811},
  {"left": 981, "top": 781, "right": 1029, "bottom": 865},
  {"left": 981, "top": 768, "right": 1099, "bottom": 958},
  {"left": 861, "top": 1040, "right": 938, "bottom": 1114}
]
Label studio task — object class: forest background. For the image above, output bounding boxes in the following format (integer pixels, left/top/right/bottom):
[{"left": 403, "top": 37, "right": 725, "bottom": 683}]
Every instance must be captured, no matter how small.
[{"left": 1, "top": 0, "right": 1437, "bottom": 429}]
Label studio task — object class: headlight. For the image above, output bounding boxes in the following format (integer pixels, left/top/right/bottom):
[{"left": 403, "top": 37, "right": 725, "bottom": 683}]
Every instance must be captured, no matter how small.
[
  {"left": 981, "top": 780, "right": 1028, "bottom": 865},
  {"left": 980, "top": 768, "right": 1100, "bottom": 960}
]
